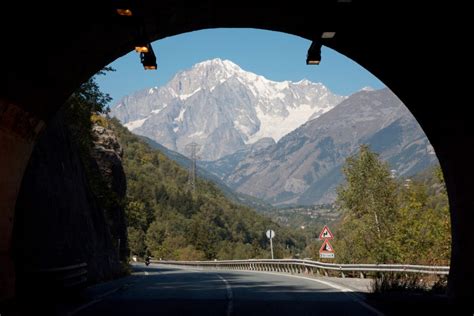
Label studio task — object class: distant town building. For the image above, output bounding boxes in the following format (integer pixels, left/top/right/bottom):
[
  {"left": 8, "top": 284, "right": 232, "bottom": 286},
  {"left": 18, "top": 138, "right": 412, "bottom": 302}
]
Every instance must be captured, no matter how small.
[{"left": 390, "top": 169, "right": 397, "bottom": 178}]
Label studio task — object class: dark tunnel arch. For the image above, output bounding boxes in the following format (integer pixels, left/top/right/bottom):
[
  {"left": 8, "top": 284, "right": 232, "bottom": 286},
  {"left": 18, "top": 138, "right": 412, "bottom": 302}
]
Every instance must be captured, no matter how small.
[{"left": 0, "top": 1, "right": 472, "bottom": 308}]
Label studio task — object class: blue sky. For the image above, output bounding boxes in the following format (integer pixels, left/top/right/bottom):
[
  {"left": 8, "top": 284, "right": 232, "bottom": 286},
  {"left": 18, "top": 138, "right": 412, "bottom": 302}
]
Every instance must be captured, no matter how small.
[{"left": 96, "top": 28, "right": 385, "bottom": 104}]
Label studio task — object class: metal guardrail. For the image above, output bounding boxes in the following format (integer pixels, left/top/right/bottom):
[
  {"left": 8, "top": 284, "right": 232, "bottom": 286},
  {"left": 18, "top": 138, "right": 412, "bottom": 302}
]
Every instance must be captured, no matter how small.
[
  {"left": 35, "top": 262, "right": 88, "bottom": 289},
  {"left": 153, "top": 259, "right": 449, "bottom": 277},
  {"left": 17, "top": 262, "right": 88, "bottom": 298}
]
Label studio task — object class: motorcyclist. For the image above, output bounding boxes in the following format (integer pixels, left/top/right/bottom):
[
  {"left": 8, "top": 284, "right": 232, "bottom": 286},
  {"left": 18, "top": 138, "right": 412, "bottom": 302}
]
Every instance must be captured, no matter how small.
[{"left": 145, "top": 255, "right": 151, "bottom": 266}]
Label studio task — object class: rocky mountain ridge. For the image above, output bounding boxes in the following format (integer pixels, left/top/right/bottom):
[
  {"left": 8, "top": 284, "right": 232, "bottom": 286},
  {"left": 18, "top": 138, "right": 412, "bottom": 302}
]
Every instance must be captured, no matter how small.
[
  {"left": 201, "top": 88, "right": 437, "bottom": 205},
  {"left": 111, "top": 58, "right": 345, "bottom": 160}
]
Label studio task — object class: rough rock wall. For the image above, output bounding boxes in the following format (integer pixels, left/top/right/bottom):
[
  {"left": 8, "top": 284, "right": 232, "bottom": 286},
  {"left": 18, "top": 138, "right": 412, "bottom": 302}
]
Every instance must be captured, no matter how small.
[
  {"left": 13, "top": 109, "right": 127, "bottom": 287},
  {"left": 90, "top": 123, "right": 128, "bottom": 260}
]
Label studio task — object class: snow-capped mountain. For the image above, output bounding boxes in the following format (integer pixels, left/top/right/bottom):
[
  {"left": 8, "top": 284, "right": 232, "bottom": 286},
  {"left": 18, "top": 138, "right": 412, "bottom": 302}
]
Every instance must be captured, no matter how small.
[{"left": 111, "top": 58, "right": 345, "bottom": 160}]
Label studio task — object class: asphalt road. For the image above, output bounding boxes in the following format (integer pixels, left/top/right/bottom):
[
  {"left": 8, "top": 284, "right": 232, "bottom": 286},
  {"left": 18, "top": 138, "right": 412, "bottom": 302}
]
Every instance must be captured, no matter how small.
[{"left": 71, "top": 263, "right": 381, "bottom": 316}]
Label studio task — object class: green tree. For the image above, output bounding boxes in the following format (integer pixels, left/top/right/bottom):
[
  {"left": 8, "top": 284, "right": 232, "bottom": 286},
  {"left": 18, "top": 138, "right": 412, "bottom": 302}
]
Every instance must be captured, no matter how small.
[
  {"left": 176, "top": 245, "right": 206, "bottom": 261},
  {"left": 128, "top": 227, "right": 146, "bottom": 257},
  {"left": 64, "top": 68, "right": 114, "bottom": 155},
  {"left": 396, "top": 166, "right": 451, "bottom": 265},
  {"left": 107, "top": 117, "right": 307, "bottom": 261},
  {"left": 335, "top": 145, "right": 400, "bottom": 263},
  {"left": 126, "top": 200, "right": 148, "bottom": 231},
  {"left": 145, "top": 221, "right": 167, "bottom": 258}
]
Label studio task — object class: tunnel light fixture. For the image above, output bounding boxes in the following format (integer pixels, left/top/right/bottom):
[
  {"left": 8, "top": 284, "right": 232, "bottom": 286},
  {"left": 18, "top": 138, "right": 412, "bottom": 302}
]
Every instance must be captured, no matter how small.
[
  {"left": 116, "top": 8, "right": 133, "bottom": 16},
  {"left": 134, "top": 30, "right": 150, "bottom": 53},
  {"left": 322, "top": 32, "right": 336, "bottom": 39},
  {"left": 140, "top": 45, "right": 157, "bottom": 70},
  {"left": 306, "top": 40, "right": 322, "bottom": 65},
  {"left": 135, "top": 43, "right": 150, "bottom": 53},
  {"left": 115, "top": 0, "right": 134, "bottom": 16}
]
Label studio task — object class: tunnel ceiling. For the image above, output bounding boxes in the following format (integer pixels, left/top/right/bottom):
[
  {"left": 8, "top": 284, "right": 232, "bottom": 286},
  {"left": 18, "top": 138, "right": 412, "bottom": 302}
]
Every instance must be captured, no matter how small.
[{"left": 0, "top": 1, "right": 463, "bottom": 145}]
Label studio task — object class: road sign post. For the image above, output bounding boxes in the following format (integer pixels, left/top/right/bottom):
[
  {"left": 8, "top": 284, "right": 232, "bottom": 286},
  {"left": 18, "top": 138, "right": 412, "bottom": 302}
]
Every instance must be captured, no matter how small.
[{"left": 266, "top": 229, "right": 275, "bottom": 259}]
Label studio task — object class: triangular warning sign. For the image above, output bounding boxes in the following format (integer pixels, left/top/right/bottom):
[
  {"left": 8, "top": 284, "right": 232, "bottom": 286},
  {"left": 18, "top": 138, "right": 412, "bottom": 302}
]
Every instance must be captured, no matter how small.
[
  {"left": 319, "top": 239, "right": 335, "bottom": 253},
  {"left": 318, "top": 225, "right": 334, "bottom": 240}
]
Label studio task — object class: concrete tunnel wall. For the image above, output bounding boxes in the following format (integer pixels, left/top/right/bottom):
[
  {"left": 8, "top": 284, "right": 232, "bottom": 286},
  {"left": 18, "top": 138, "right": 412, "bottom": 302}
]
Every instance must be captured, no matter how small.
[{"left": 0, "top": 1, "right": 472, "bottom": 307}]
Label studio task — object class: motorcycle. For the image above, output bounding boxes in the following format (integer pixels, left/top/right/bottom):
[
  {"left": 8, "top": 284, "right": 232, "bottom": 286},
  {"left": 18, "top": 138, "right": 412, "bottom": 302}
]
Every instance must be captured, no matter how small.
[{"left": 145, "top": 257, "right": 151, "bottom": 266}]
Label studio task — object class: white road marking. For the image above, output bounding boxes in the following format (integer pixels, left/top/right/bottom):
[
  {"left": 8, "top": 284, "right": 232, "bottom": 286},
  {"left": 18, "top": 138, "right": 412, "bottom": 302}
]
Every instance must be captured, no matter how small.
[
  {"left": 217, "top": 274, "right": 234, "bottom": 316},
  {"left": 145, "top": 271, "right": 149, "bottom": 276}
]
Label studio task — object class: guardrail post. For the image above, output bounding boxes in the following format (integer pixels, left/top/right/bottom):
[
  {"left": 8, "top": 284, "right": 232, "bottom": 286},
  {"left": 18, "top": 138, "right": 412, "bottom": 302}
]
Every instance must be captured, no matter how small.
[{"left": 360, "top": 272, "right": 365, "bottom": 279}]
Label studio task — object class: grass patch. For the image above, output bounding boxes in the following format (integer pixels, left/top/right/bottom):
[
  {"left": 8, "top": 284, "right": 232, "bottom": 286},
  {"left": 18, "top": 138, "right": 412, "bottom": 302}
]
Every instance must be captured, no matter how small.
[{"left": 371, "top": 273, "right": 448, "bottom": 294}]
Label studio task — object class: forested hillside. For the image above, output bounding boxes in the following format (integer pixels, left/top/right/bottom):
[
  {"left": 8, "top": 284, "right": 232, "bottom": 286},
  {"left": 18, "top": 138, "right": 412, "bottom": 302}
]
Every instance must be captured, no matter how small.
[
  {"left": 70, "top": 69, "right": 449, "bottom": 267},
  {"left": 102, "top": 117, "right": 306, "bottom": 260}
]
